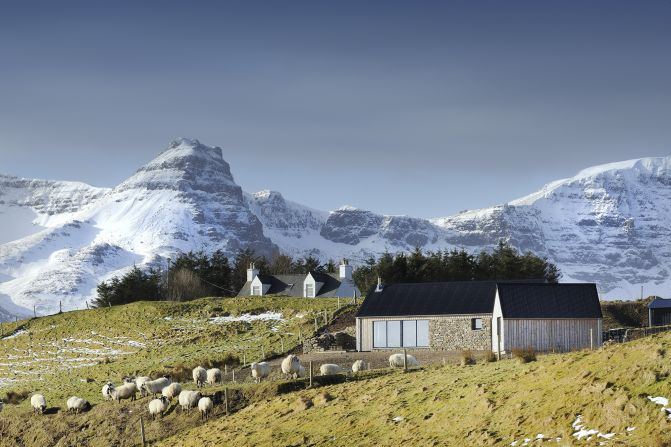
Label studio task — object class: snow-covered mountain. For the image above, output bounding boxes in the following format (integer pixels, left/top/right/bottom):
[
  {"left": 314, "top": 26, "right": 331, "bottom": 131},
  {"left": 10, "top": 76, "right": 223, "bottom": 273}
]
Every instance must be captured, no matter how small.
[{"left": 0, "top": 138, "right": 669, "bottom": 318}]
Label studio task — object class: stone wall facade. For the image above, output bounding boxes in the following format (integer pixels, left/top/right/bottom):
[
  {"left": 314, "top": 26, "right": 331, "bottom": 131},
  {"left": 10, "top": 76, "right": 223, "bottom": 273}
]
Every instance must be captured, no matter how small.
[{"left": 429, "top": 315, "right": 491, "bottom": 351}]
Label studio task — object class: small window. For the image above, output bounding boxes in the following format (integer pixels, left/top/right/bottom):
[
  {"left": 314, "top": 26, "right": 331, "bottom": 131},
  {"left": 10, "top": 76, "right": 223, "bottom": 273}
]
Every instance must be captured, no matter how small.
[
  {"left": 305, "top": 283, "right": 315, "bottom": 298},
  {"left": 472, "top": 318, "right": 483, "bottom": 330},
  {"left": 252, "top": 285, "right": 261, "bottom": 296}
]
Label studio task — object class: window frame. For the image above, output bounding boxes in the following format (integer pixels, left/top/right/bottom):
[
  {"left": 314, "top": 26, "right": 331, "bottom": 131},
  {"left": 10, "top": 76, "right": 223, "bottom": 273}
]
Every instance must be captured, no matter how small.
[
  {"left": 251, "top": 285, "right": 261, "bottom": 296},
  {"left": 471, "top": 318, "right": 483, "bottom": 330},
  {"left": 305, "top": 283, "right": 315, "bottom": 298},
  {"left": 372, "top": 319, "right": 430, "bottom": 348}
]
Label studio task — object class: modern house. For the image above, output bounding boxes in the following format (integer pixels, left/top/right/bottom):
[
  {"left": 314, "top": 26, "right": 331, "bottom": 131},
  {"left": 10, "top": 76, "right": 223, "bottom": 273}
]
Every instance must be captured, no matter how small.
[
  {"left": 237, "top": 260, "right": 360, "bottom": 298},
  {"left": 648, "top": 298, "right": 671, "bottom": 327},
  {"left": 356, "top": 281, "right": 602, "bottom": 353}
]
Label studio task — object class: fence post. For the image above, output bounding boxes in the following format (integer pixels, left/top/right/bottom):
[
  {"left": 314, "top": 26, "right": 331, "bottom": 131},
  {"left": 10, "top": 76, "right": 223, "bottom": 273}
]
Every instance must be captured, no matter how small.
[
  {"left": 140, "top": 416, "right": 146, "bottom": 447},
  {"left": 224, "top": 364, "right": 228, "bottom": 375},
  {"left": 243, "top": 352, "right": 246, "bottom": 366},
  {"left": 590, "top": 328, "right": 594, "bottom": 350},
  {"left": 224, "top": 388, "right": 229, "bottom": 415},
  {"left": 262, "top": 345, "right": 265, "bottom": 359},
  {"left": 314, "top": 317, "right": 318, "bottom": 333},
  {"left": 337, "top": 297, "right": 340, "bottom": 310},
  {"left": 232, "top": 369, "right": 236, "bottom": 383},
  {"left": 403, "top": 349, "right": 408, "bottom": 373},
  {"left": 309, "top": 361, "right": 313, "bottom": 388},
  {"left": 33, "top": 305, "right": 36, "bottom": 318},
  {"left": 86, "top": 301, "right": 89, "bottom": 310},
  {"left": 323, "top": 310, "right": 328, "bottom": 326},
  {"left": 59, "top": 301, "right": 62, "bottom": 314},
  {"left": 281, "top": 337, "right": 285, "bottom": 353},
  {"left": 497, "top": 339, "right": 501, "bottom": 361}
]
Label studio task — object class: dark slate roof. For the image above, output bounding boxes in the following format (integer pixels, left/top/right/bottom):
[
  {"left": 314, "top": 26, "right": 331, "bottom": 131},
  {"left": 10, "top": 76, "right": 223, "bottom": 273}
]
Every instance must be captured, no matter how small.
[
  {"left": 649, "top": 298, "right": 671, "bottom": 309},
  {"left": 356, "top": 281, "right": 498, "bottom": 317},
  {"left": 236, "top": 272, "right": 344, "bottom": 298},
  {"left": 497, "top": 283, "right": 602, "bottom": 318}
]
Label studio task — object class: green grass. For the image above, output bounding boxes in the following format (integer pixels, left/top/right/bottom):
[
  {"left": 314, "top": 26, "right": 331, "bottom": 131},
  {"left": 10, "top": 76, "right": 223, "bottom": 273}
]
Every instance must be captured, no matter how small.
[
  {"left": 0, "top": 297, "right": 349, "bottom": 417},
  {"left": 158, "top": 333, "right": 671, "bottom": 447}
]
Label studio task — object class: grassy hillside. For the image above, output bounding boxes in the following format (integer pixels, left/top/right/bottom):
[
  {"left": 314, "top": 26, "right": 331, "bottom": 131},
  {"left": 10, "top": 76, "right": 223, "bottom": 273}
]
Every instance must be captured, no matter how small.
[
  {"left": 0, "top": 297, "right": 350, "bottom": 446},
  {"left": 601, "top": 298, "right": 651, "bottom": 329},
  {"left": 160, "top": 333, "right": 671, "bottom": 447}
]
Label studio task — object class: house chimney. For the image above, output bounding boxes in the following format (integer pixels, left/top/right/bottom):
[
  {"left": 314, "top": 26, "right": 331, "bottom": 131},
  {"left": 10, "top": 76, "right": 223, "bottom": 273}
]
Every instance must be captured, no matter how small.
[
  {"left": 247, "top": 262, "right": 259, "bottom": 282},
  {"left": 339, "top": 258, "right": 353, "bottom": 280},
  {"left": 375, "top": 276, "right": 383, "bottom": 292}
]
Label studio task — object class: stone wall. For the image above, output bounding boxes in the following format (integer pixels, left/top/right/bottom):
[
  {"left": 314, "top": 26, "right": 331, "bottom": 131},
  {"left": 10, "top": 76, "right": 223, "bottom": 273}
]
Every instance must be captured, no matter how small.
[
  {"left": 429, "top": 316, "right": 491, "bottom": 351},
  {"left": 303, "top": 326, "right": 356, "bottom": 353}
]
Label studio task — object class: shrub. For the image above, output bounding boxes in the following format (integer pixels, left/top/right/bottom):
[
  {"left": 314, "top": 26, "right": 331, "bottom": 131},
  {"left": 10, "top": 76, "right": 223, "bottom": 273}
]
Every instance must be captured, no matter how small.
[
  {"left": 4, "top": 390, "right": 30, "bottom": 404},
  {"left": 485, "top": 351, "right": 497, "bottom": 363},
  {"left": 460, "top": 350, "right": 476, "bottom": 366},
  {"left": 512, "top": 347, "right": 537, "bottom": 363}
]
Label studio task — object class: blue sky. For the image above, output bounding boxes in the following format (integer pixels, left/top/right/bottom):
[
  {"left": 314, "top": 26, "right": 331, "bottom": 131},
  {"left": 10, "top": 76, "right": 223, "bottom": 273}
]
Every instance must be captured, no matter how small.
[{"left": 1, "top": 1, "right": 670, "bottom": 217}]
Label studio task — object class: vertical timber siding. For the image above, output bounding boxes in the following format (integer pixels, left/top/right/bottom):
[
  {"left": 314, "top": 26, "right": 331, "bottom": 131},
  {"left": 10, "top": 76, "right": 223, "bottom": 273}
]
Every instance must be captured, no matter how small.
[{"left": 503, "top": 318, "right": 602, "bottom": 352}]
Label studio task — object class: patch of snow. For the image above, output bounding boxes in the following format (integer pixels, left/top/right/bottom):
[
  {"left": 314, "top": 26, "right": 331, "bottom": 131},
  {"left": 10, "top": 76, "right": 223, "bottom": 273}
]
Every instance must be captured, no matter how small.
[
  {"left": 2, "top": 329, "right": 27, "bottom": 340},
  {"left": 209, "top": 311, "right": 284, "bottom": 324},
  {"left": 647, "top": 396, "right": 669, "bottom": 406},
  {"left": 391, "top": 416, "right": 404, "bottom": 423}
]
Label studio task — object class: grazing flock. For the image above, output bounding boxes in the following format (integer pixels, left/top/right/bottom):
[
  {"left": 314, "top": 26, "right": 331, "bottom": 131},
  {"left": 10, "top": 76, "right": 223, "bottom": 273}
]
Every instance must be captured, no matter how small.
[{"left": 17, "top": 353, "right": 417, "bottom": 421}]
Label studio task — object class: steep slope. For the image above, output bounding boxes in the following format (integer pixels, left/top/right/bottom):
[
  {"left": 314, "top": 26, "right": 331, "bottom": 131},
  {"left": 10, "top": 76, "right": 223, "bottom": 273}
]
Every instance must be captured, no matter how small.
[
  {"left": 159, "top": 332, "right": 671, "bottom": 447},
  {"left": 0, "top": 138, "right": 275, "bottom": 316},
  {"left": 432, "top": 157, "right": 671, "bottom": 298}
]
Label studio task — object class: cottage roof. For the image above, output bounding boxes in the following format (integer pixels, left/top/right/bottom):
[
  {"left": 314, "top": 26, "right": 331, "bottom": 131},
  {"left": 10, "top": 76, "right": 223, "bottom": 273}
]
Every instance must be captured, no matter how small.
[
  {"left": 237, "top": 272, "right": 344, "bottom": 297},
  {"left": 356, "top": 281, "right": 497, "bottom": 317},
  {"left": 648, "top": 297, "right": 671, "bottom": 309},
  {"left": 496, "top": 283, "right": 602, "bottom": 318}
]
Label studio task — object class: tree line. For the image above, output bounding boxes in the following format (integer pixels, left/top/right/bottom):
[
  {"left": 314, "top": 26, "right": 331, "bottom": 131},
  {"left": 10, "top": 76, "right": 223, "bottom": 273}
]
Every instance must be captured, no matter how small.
[{"left": 93, "top": 242, "right": 560, "bottom": 307}]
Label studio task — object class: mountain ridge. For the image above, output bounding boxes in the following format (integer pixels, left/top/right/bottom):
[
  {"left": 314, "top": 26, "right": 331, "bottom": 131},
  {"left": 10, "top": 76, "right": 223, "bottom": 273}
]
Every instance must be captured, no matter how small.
[{"left": 0, "top": 138, "right": 669, "bottom": 318}]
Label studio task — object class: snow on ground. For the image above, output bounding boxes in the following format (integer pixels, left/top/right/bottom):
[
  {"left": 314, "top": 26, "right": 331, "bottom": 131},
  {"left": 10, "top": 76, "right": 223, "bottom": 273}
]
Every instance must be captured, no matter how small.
[
  {"left": 1, "top": 329, "right": 27, "bottom": 340},
  {"left": 209, "top": 311, "right": 284, "bottom": 324},
  {"left": 647, "top": 395, "right": 671, "bottom": 418}
]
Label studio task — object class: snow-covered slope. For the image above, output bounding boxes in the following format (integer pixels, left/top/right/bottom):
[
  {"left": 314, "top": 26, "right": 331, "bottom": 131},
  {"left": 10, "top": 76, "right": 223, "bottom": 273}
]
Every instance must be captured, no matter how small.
[{"left": 0, "top": 138, "right": 669, "bottom": 317}]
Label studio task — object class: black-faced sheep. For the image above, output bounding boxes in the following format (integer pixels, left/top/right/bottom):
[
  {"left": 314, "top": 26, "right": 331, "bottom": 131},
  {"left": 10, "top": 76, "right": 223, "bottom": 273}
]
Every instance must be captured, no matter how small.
[
  {"left": 148, "top": 396, "right": 170, "bottom": 420},
  {"left": 30, "top": 394, "right": 46, "bottom": 415},
  {"left": 102, "top": 382, "right": 115, "bottom": 401},
  {"left": 66, "top": 396, "right": 91, "bottom": 414}
]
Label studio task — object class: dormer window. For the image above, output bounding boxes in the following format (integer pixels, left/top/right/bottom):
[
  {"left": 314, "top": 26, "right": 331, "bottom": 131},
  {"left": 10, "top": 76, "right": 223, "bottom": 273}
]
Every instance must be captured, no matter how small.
[
  {"left": 305, "top": 283, "right": 315, "bottom": 298},
  {"left": 252, "top": 285, "right": 261, "bottom": 296}
]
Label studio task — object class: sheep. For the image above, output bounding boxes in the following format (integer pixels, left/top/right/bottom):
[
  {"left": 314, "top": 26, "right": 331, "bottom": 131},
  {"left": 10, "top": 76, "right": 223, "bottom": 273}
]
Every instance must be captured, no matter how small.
[
  {"left": 388, "top": 353, "right": 419, "bottom": 368},
  {"left": 111, "top": 382, "right": 137, "bottom": 403},
  {"left": 319, "top": 364, "right": 344, "bottom": 376},
  {"left": 198, "top": 396, "right": 213, "bottom": 421},
  {"left": 251, "top": 362, "right": 271, "bottom": 383},
  {"left": 66, "top": 396, "right": 91, "bottom": 414},
  {"left": 142, "top": 377, "right": 171, "bottom": 397},
  {"left": 102, "top": 382, "right": 115, "bottom": 400},
  {"left": 135, "top": 376, "right": 151, "bottom": 397},
  {"left": 281, "top": 354, "right": 301, "bottom": 379},
  {"left": 192, "top": 366, "right": 207, "bottom": 388},
  {"left": 148, "top": 396, "right": 170, "bottom": 420},
  {"left": 31, "top": 394, "right": 47, "bottom": 415},
  {"left": 206, "top": 368, "right": 222, "bottom": 385},
  {"left": 162, "top": 382, "right": 182, "bottom": 401},
  {"left": 178, "top": 390, "right": 201, "bottom": 413},
  {"left": 352, "top": 360, "right": 368, "bottom": 373}
]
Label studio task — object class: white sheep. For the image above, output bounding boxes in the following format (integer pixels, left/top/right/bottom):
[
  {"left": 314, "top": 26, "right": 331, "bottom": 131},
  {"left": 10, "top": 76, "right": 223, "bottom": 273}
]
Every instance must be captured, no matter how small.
[
  {"left": 162, "top": 382, "right": 182, "bottom": 401},
  {"left": 102, "top": 382, "right": 115, "bottom": 400},
  {"left": 251, "top": 362, "right": 271, "bottom": 383},
  {"left": 142, "top": 377, "right": 171, "bottom": 397},
  {"left": 111, "top": 382, "right": 137, "bottom": 403},
  {"left": 178, "top": 390, "right": 201, "bottom": 413},
  {"left": 206, "top": 368, "right": 222, "bottom": 385},
  {"left": 281, "top": 354, "right": 301, "bottom": 379},
  {"left": 135, "top": 376, "right": 151, "bottom": 397},
  {"left": 388, "top": 353, "right": 419, "bottom": 368},
  {"left": 319, "top": 364, "right": 344, "bottom": 376},
  {"left": 198, "top": 396, "right": 213, "bottom": 421},
  {"left": 148, "top": 396, "right": 170, "bottom": 420},
  {"left": 352, "top": 360, "right": 368, "bottom": 373},
  {"left": 66, "top": 396, "right": 91, "bottom": 414},
  {"left": 192, "top": 366, "right": 207, "bottom": 388},
  {"left": 31, "top": 394, "right": 47, "bottom": 415}
]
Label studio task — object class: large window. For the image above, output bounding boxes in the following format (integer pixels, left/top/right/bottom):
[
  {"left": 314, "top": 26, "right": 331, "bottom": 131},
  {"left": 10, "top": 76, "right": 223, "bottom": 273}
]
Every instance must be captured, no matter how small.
[
  {"left": 373, "top": 320, "right": 429, "bottom": 348},
  {"left": 305, "top": 283, "right": 315, "bottom": 297}
]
